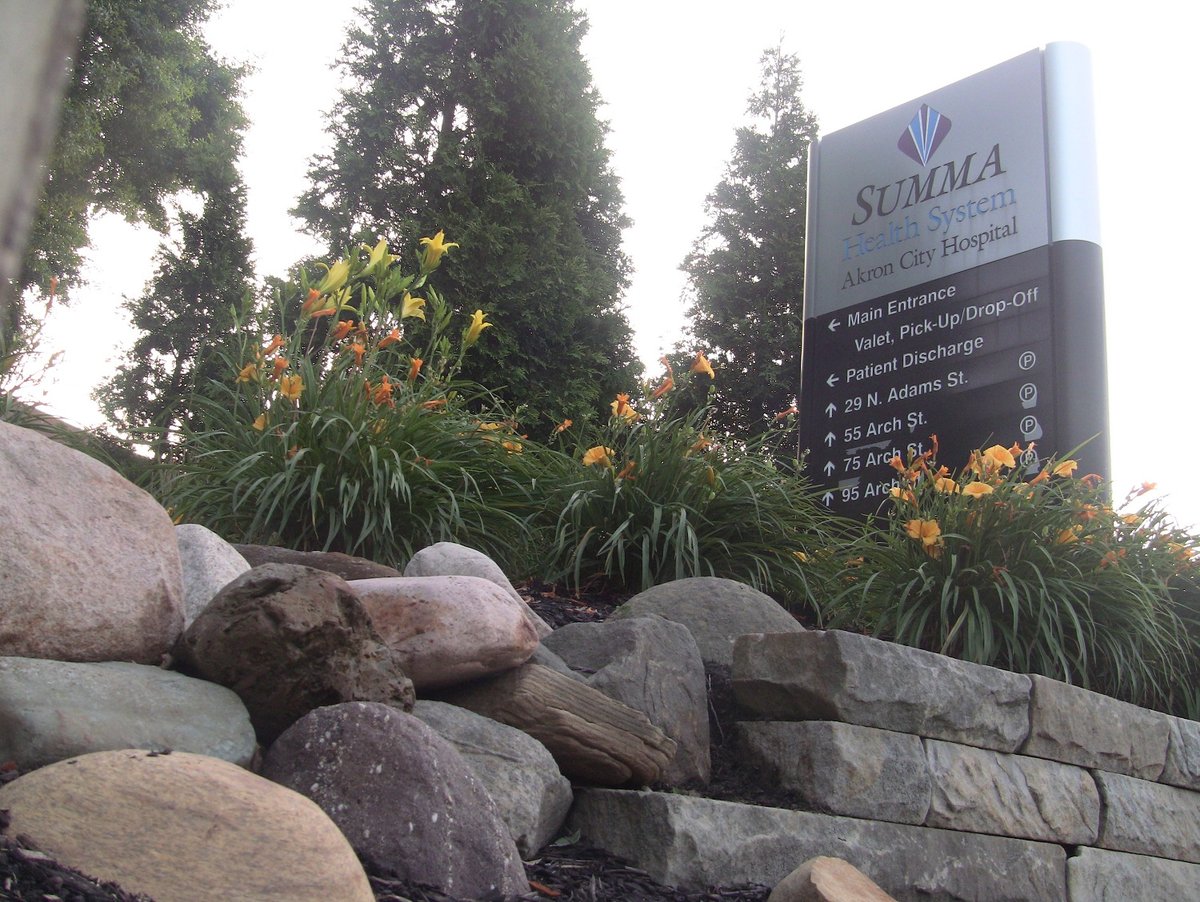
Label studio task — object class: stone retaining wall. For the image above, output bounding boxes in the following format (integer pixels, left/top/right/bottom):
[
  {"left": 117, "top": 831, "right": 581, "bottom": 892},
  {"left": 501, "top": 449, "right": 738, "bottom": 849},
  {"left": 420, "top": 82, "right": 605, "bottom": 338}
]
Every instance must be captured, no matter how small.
[
  {"left": 568, "top": 629, "right": 1200, "bottom": 900},
  {"left": 730, "top": 630, "right": 1200, "bottom": 898}
]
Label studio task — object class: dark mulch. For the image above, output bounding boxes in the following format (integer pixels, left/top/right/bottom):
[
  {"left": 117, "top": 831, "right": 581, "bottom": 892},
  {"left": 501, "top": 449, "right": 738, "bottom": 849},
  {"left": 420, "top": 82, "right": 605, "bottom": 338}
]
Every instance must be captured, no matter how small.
[{"left": 1, "top": 581, "right": 799, "bottom": 902}]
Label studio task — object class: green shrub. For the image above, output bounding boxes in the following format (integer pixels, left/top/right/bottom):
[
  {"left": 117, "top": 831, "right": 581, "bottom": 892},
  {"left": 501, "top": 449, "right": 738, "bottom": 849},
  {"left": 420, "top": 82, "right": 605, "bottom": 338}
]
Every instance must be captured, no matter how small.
[
  {"left": 535, "top": 357, "right": 849, "bottom": 610},
  {"left": 824, "top": 439, "right": 1200, "bottom": 716},
  {"left": 163, "top": 234, "right": 539, "bottom": 571}
]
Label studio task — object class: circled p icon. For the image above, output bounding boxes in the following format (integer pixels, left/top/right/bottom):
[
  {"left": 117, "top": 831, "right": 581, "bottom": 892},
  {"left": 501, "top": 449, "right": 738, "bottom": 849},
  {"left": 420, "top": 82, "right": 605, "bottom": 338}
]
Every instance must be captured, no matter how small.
[{"left": 1018, "top": 351, "right": 1037, "bottom": 371}]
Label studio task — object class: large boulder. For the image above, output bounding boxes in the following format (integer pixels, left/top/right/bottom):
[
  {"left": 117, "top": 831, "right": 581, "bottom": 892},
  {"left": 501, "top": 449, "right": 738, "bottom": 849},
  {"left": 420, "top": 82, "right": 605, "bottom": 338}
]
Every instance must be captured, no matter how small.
[
  {"left": 175, "top": 523, "right": 250, "bottom": 628},
  {"left": 0, "top": 657, "right": 256, "bottom": 770},
  {"left": 0, "top": 749, "right": 374, "bottom": 901},
  {"left": 413, "top": 699, "right": 573, "bottom": 857},
  {"left": 349, "top": 575, "right": 539, "bottom": 690},
  {"left": 609, "top": 577, "right": 803, "bottom": 669},
  {"left": 262, "top": 702, "right": 527, "bottom": 898},
  {"left": 543, "top": 615, "right": 710, "bottom": 785},
  {"left": 0, "top": 419, "right": 183, "bottom": 663},
  {"left": 404, "top": 541, "right": 552, "bottom": 637},
  {"left": 177, "top": 563, "right": 414, "bottom": 743}
]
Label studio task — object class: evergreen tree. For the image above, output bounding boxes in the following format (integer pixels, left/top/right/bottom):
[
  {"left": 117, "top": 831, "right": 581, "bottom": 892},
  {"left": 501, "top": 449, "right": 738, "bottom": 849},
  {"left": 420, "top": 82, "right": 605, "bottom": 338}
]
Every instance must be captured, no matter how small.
[
  {"left": 294, "top": 0, "right": 639, "bottom": 428},
  {"left": 681, "top": 46, "right": 817, "bottom": 439},
  {"left": 5, "top": 0, "right": 245, "bottom": 370},
  {"left": 96, "top": 177, "right": 255, "bottom": 459}
]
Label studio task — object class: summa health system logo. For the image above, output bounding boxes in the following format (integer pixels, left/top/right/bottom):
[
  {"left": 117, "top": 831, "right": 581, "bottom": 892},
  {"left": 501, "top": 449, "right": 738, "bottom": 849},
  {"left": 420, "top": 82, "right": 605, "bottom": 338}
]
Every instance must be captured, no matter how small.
[
  {"left": 839, "top": 102, "right": 1018, "bottom": 289},
  {"left": 898, "top": 104, "right": 951, "bottom": 168}
]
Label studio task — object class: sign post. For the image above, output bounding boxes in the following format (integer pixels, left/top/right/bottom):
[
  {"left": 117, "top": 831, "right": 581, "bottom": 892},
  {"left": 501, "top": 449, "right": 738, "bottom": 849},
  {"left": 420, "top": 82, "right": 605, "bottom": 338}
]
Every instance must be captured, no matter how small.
[{"left": 800, "top": 44, "right": 1107, "bottom": 518}]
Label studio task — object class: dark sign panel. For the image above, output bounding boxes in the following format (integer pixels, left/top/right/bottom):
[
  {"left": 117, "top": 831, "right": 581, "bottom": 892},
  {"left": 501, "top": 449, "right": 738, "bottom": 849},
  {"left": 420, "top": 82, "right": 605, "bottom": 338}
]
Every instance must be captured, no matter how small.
[{"left": 801, "top": 45, "right": 1107, "bottom": 518}]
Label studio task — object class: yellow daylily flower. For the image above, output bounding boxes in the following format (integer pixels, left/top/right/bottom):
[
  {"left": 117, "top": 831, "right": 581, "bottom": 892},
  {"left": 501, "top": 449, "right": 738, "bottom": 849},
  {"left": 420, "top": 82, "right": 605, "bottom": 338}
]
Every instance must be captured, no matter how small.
[
  {"left": 502, "top": 440, "right": 523, "bottom": 454},
  {"left": 906, "top": 518, "right": 942, "bottom": 550},
  {"left": 691, "top": 352, "right": 715, "bottom": 379},
  {"left": 1053, "top": 459, "right": 1078, "bottom": 478},
  {"left": 364, "top": 238, "right": 397, "bottom": 272},
  {"left": 278, "top": 374, "right": 304, "bottom": 403},
  {"left": 236, "top": 361, "right": 259, "bottom": 383},
  {"left": 400, "top": 292, "right": 426, "bottom": 321},
  {"left": 419, "top": 230, "right": 459, "bottom": 270},
  {"left": 1057, "top": 525, "right": 1082, "bottom": 544},
  {"left": 793, "top": 551, "right": 810, "bottom": 563},
  {"left": 983, "top": 444, "right": 1016, "bottom": 470},
  {"left": 252, "top": 413, "right": 267, "bottom": 431},
  {"left": 963, "top": 481, "right": 994, "bottom": 499},
  {"left": 934, "top": 476, "right": 960, "bottom": 494},
  {"left": 582, "top": 445, "right": 615, "bottom": 468},
  {"left": 315, "top": 258, "right": 351, "bottom": 295},
  {"left": 464, "top": 309, "right": 493, "bottom": 347}
]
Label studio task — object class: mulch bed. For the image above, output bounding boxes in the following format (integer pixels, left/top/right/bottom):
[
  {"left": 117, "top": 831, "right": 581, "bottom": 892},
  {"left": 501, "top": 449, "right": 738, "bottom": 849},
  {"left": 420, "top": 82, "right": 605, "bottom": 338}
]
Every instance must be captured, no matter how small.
[{"left": 2, "top": 581, "right": 804, "bottom": 902}]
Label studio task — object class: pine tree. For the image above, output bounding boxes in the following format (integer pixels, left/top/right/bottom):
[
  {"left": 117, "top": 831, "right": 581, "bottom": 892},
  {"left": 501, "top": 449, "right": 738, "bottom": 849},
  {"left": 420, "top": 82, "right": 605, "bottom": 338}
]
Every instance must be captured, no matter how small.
[
  {"left": 294, "top": 0, "right": 639, "bottom": 428},
  {"left": 682, "top": 46, "right": 818, "bottom": 439},
  {"left": 96, "top": 177, "right": 255, "bottom": 459}
]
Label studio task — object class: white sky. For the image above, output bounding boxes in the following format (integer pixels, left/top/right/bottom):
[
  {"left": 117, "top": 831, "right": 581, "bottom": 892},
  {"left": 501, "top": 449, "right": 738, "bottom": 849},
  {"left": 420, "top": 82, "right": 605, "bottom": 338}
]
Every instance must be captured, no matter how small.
[{"left": 25, "top": 0, "right": 1200, "bottom": 529}]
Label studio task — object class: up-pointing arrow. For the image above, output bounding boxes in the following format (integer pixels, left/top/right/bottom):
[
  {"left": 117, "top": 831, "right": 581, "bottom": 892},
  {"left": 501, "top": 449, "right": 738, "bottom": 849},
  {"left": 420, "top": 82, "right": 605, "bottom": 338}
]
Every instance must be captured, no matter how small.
[
  {"left": 822, "top": 491, "right": 834, "bottom": 505},
  {"left": 824, "top": 432, "right": 836, "bottom": 447},
  {"left": 823, "top": 461, "right": 836, "bottom": 476},
  {"left": 824, "top": 402, "right": 837, "bottom": 418}
]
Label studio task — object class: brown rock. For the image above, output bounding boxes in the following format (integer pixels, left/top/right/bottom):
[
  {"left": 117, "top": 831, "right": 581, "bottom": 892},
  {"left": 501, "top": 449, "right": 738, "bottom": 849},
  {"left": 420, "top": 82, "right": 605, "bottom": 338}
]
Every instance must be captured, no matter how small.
[
  {"left": 437, "top": 662, "right": 676, "bottom": 786},
  {"left": 178, "top": 563, "right": 414, "bottom": 743},
  {"left": 0, "top": 420, "right": 183, "bottom": 664},
  {"left": 768, "top": 856, "right": 897, "bottom": 902},
  {"left": 0, "top": 749, "right": 374, "bottom": 902},
  {"left": 234, "top": 543, "right": 402, "bottom": 580},
  {"left": 350, "top": 575, "right": 539, "bottom": 689}
]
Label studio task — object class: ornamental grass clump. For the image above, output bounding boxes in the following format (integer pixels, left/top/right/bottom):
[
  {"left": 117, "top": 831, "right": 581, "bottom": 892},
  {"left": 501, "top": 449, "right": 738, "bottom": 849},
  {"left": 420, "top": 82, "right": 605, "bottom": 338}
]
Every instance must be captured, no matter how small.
[
  {"left": 164, "top": 234, "right": 538, "bottom": 571},
  {"left": 825, "top": 437, "right": 1200, "bottom": 716},
  {"left": 537, "top": 355, "right": 849, "bottom": 610}
]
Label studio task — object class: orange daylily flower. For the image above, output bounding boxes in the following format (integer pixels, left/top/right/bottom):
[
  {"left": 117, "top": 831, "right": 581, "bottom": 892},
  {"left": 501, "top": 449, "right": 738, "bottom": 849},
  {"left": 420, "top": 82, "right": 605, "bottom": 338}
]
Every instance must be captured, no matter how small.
[
  {"left": 774, "top": 405, "right": 798, "bottom": 420},
  {"left": 610, "top": 393, "right": 638, "bottom": 421},
  {"left": 552, "top": 418, "right": 573, "bottom": 435},
  {"left": 261, "top": 334, "right": 284, "bottom": 356},
  {"left": 615, "top": 459, "right": 637, "bottom": 480},
  {"left": 270, "top": 356, "right": 289, "bottom": 380},
  {"left": 236, "top": 361, "right": 259, "bottom": 383},
  {"left": 651, "top": 375, "right": 674, "bottom": 399},
  {"left": 691, "top": 352, "right": 715, "bottom": 379},
  {"left": 890, "top": 486, "right": 917, "bottom": 505},
  {"left": 331, "top": 319, "right": 356, "bottom": 342},
  {"left": 421, "top": 398, "right": 448, "bottom": 410},
  {"left": 368, "top": 376, "right": 395, "bottom": 407},
  {"left": 378, "top": 327, "right": 401, "bottom": 350},
  {"left": 407, "top": 357, "right": 423, "bottom": 382},
  {"left": 346, "top": 342, "right": 366, "bottom": 367}
]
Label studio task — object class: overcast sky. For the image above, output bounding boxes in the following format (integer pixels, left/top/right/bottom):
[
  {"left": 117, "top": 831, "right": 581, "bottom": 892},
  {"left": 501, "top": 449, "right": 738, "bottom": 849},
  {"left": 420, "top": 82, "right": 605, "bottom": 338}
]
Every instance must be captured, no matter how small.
[{"left": 28, "top": 0, "right": 1199, "bottom": 528}]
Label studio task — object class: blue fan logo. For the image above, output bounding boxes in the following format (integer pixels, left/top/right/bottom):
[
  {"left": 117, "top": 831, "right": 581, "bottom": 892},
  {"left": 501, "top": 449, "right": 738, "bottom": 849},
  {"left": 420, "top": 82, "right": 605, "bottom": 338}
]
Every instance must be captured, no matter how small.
[{"left": 898, "top": 104, "right": 952, "bottom": 167}]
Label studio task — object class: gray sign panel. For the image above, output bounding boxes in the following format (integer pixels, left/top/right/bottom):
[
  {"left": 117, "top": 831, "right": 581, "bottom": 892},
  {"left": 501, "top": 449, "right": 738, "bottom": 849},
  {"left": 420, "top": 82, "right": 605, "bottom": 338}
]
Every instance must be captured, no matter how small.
[{"left": 801, "top": 45, "right": 1107, "bottom": 518}]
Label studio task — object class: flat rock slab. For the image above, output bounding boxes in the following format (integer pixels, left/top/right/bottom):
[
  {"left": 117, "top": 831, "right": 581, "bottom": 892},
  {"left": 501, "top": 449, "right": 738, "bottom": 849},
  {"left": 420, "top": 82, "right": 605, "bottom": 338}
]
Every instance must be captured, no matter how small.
[
  {"left": 1067, "top": 846, "right": 1200, "bottom": 900},
  {"left": 1095, "top": 771, "right": 1200, "bottom": 864},
  {"left": 1162, "top": 715, "right": 1200, "bottom": 790},
  {"left": 925, "top": 739, "right": 1099, "bottom": 844},
  {"left": 234, "top": 543, "right": 402, "bottom": 580},
  {"left": 738, "top": 721, "right": 929, "bottom": 825},
  {"left": 0, "top": 657, "right": 255, "bottom": 770},
  {"left": 569, "top": 789, "right": 1066, "bottom": 900},
  {"left": 1021, "top": 674, "right": 1170, "bottom": 779},
  {"left": 733, "top": 630, "right": 1031, "bottom": 752}
]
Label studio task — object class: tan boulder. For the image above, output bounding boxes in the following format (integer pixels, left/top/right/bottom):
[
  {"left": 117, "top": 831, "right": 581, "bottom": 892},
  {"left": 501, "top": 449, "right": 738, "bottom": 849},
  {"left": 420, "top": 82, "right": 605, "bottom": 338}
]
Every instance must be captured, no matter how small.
[
  {"left": 0, "top": 420, "right": 183, "bottom": 663},
  {"left": 350, "top": 575, "right": 539, "bottom": 689},
  {"left": 0, "top": 749, "right": 374, "bottom": 902},
  {"left": 769, "top": 856, "right": 897, "bottom": 902}
]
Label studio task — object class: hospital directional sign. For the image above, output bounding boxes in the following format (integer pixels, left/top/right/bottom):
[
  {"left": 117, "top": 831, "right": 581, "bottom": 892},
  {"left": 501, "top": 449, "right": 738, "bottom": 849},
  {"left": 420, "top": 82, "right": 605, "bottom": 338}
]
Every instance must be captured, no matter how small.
[{"left": 800, "top": 45, "right": 1108, "bottom": 519}]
